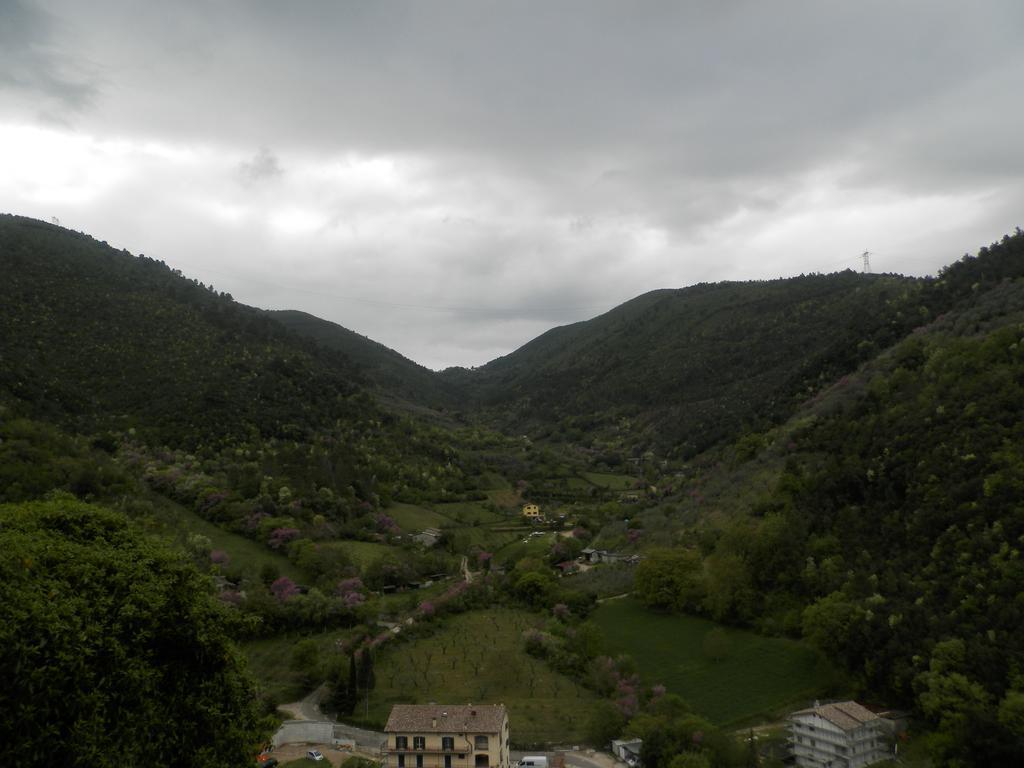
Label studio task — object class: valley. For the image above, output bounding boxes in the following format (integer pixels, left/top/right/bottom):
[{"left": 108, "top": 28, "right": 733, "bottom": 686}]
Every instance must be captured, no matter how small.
[{"left": 4, "top": 214, "right": 1024, "bottom": 766}]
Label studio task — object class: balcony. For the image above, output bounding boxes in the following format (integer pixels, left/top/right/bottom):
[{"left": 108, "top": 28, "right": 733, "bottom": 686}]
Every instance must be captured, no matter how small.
[{"left": 385, "top": 743, "right": 475, "bottom": 755}]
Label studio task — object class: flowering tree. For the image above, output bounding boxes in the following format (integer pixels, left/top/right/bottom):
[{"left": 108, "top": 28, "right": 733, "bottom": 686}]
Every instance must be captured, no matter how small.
[
  {"left": 268, "top": 527, "right": 300, "bottom": 549},
  {"left": 271, "top": 576, "right": 300, "bottom": 602},
  {"left": 375, "top": 513, "right": 400, "bottom": 535},
  {"left": 210, "top": 549, "right": 230, "bottom": 566},
  {"left": 342, "top": 591, "right": 365, "bottom": 608}
]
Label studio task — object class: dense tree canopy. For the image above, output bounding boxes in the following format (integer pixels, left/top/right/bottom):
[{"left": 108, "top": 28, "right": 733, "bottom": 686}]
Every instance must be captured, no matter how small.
[{"left": 0, "top": 497, "right": 263, "bottom": 767}]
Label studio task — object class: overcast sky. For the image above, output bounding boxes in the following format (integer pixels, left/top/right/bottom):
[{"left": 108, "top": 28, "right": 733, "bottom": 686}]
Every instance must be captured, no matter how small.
[{"left": 2, "top": 1, "right": 1023, "bottom": 369}]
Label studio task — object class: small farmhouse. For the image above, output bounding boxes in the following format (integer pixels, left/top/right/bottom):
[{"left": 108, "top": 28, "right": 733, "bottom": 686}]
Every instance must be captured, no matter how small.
[
  {"left": 383, "top": 704, "right": 511, "bottom": 768},
  {"left": 413, "top": 528, "right": 442, "bottom": 547},
  {"left": 521, "top": 504, "right": 543, "bottom": 521},
  {"left": 789, "top": 700, "right": 888, "bottom": 768}
]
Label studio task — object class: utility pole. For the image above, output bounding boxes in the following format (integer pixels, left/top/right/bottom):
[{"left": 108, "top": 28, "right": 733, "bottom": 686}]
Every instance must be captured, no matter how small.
[{"left": 861, "top": 251, "right": 873, "bottom": 273}]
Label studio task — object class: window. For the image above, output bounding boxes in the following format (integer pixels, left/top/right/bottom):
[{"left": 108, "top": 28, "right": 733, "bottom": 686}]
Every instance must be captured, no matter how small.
[
  {"left": 414, "top": 737, "right": 426, "bottom": 751},
  {"left": 416, "top": 755, "right": 423, "bottom": 768},
  {"left": 398, "top": 756, "right": 405, "bottom": 768},
  {"left": 475, "top": 755, "right": 488, "bottom": 768},
  {"left": 396, "top": 737, "right": 408, "bottom": 750},
  {"left": 444, "top": 757, "right": 452, "bottom": 768},
  {"left": 474, "top": 736, "right": 488, "bottom": 750},
  {"left": 442, "top": 737, "right": 454, "bottom": 751}
]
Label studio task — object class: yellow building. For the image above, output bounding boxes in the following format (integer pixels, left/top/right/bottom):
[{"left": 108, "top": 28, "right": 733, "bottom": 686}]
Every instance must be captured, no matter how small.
[
  {"left": 383, "top": 704, "right": 511, "bottom": 768},
  {"left": 521, "top": 504, "right": 542, "bottom": 521}
]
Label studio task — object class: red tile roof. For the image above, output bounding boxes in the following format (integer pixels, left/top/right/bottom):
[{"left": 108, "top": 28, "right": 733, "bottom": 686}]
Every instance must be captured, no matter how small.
[
  {"left": 792, "top": 701, "right": 880, "bottom": 732},
  {"left": 385, "top": 704, "right": 507, "bottom": 734}
]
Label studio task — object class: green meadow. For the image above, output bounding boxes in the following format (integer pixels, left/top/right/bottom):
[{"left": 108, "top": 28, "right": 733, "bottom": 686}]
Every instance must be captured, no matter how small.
[
  {"left": 243, "top": 629, "right": 352, "bottom": 704},
  {"left": 388, "top": 502, "right": 452, "bottom": 531},
  {"left": 492, "top": 531, "right": 558, "bottom": 564},
  {"left": 433, "top": 500, "right": 506, "bottom": 525},
  {"left": 330, "top": 540, "right": 396, "bottom": 568},
  {"left": 145, "top": 492, "right": 306, "bottom": 581},
  {"left": 592, "top": 598, "right": 840, "bottom": 726},
  {"left": 581, "top": 472, "right": 637, "bottom": 490}
]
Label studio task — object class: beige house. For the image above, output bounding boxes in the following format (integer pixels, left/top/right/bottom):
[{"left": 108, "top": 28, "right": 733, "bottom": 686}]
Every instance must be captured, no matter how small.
[
  {"left": 789, "top": 700, "right": 888, "bottom": 767},
  {"left": 521, "top": 504, "right": 542, "bottom": 521},
  {"left": 383, "top": 704, "right": 510, "bottom": 768}
]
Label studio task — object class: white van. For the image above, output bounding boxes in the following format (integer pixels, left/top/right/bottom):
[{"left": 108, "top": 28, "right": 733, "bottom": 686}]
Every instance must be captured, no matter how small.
[{"left": 519, "top": 757, "right": 548, "bottom": 768}]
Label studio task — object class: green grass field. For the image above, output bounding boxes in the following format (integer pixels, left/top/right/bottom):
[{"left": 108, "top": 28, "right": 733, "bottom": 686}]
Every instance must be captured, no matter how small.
[
  {"left": 592, "top": 598, "right": 840, "bottom": 726},
  {"left": 485, "top": 488, "right": 521, "bottom": 508},
  {"left": 582, "top": 472, "right": 637, "bottom": 490},
  {"left": 376, "top": 580, "right": 451, "bottom": 612},
  {"left": 492, "top": 532, "right": 558, "bottom": 564},
  {"left": 146, "top": 492, "right": 306, "bottom": 580},
  {"left": 460, "top": 527, "right": 522, "bottom": 551},
  {"left": 388, "top": 503, "right": 452, "bottom": 531},
  {"left": 433, "top": 501, "right": 504, "bottom": 525},
  {"left": 355, "top": 608, "right": 603, "bottom": 746},
  {"left": 332, "top": 540, "right": 399, "bottom": 569},
  {"left": 243, "top": 629, "right": 352, "bottom": 704}
]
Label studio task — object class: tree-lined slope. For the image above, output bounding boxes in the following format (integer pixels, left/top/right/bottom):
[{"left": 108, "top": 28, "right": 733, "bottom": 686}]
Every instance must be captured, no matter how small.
[
  {"left": 0, "top": 215, "right": 369, "bottom": 447},
  {"left": 269, "top": 309, "right": 467, "bottom": 409},
  {"left": 629, "top": 231, "right": 1024, "bottom": 766},
  {"left": 449, "top": 272, "right": 929, "bottom": 455}
]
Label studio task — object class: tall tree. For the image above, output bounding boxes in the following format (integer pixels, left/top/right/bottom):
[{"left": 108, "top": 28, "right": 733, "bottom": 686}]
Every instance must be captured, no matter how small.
[{"left": 0, "top": 497, "right": 262, "bottom": 767}]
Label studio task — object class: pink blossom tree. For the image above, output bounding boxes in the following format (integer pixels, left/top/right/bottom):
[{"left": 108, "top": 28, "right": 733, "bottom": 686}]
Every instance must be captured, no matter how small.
[{"left": 271, "top": 576, "right": 300, "bottom": 602}]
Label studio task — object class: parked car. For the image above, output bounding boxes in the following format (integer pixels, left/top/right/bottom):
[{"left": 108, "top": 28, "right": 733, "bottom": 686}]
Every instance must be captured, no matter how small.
[
  {"left": 307, "top": 750, "right": 325, "bottom": 762},
  {"left": 258, "top": 759, "right": 279, "bottom": 768}
]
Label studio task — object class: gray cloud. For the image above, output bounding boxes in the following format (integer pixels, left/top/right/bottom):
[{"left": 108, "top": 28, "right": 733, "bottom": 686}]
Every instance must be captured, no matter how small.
[
  {"left": 237, "top": 147, "right": 284, "bottom": 185},
  {"left": 3, "top": 1, "right": 1023, "bottom": 368},
  {"left": 0, "top": 0, "right": 98, "bottom": 120}
]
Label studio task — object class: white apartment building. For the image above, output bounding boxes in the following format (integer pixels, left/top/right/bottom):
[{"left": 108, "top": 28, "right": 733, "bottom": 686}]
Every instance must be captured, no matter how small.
[{"left": 789, "top": 700, "right": 889, "bottom": 768}]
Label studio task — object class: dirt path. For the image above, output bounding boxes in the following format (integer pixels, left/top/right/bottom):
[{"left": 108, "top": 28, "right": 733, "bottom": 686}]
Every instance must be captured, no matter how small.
[{"left": 278, "top": 683, "right": 327, "bottom": 721}]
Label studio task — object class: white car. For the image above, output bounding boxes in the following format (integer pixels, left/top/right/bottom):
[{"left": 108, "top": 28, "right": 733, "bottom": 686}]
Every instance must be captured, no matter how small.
[{"left": 307, "top": 749, "right": 325, "bottom": 761}]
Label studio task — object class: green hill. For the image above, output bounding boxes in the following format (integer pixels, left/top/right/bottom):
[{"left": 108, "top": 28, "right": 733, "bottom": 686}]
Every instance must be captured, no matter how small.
[
  {"left": 626, "top": 231, "right": 1024, "bottom": 765},
  {"left": 0, "top": 214, "right": 369, "bottom": 447},
  {"left": 0, "top": 214, "right": 475, "bottom": 577},
  {"left": 446, "top": 272, "right": 931, "bottom": 456},
  {"left": 6, "top": 210, "right": 1024, "bottom": 765},
  {"left": 268, "top": 309, "right": 467, "bottom": 410}
]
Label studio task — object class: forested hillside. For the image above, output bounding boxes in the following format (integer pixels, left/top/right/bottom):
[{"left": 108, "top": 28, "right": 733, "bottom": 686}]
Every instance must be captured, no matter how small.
[
  {"left": 5, "top": 212, "right": 1024, "bottom": 766},
  {"left": 444, "top": 272, "right": 932, "bottom": 456},
  {"left": 0, "top": 215, "right": 512, "bottom": 763},
  {"left": 631, "top": 231, "right": 1024, "bottom": 765},
  {"left": 269, "top": 309, "right": 466, "bottom": 410},
  {"left": 0, "top": 213, "right": 498, "bottom": 633},
  {"left": 0, "top": 215, "right": 371, "bottom": 447}
]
